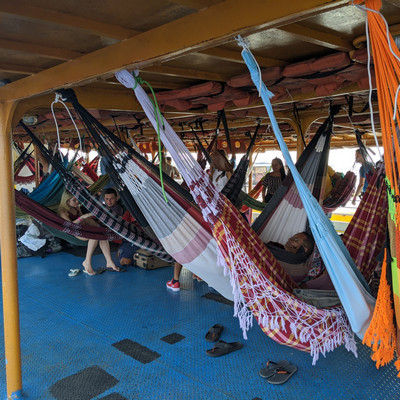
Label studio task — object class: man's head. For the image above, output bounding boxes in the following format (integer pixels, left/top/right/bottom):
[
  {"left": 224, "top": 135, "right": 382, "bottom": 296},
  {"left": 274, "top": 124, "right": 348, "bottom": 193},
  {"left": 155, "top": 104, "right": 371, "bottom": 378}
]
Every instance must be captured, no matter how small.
[
  {"left": 103, "top": 188, "right": 118, "bottom": 208},
  {"left": 284, "top": 232, "right": 314, "bottom": 256},
  {"left": 355, "top": 149, "right": 365, "bottom": 164},
  {"left": 166, "top": 156, "right": 172, "bottom": 165}
]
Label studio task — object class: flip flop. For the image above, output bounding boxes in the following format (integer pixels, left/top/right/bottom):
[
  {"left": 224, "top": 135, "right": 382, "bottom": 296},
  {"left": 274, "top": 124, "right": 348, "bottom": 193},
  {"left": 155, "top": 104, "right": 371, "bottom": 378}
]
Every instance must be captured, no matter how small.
[
  {"left": 83, "top": 267, "right": 105, "bottom": 276},
  {"left": 267, "top": 364, "right": 297, "bottom": 385},
  {"left": 259, "top": 360, "right": 290, "bottom": 378},
  {"left": 68, "top": 269, "right": 80, "bottom": 277},
  {"left": 106, "top": 267, "right": 126, "bottom": 272},
  {"left": 83, "top": 269, "right": 96, "bottom": 276},
  {"left": 205, "top": 324, "right": 224, "bottom": 342},
  {"left": 206, "top": 340, "right": 243, "bottom": 357}
]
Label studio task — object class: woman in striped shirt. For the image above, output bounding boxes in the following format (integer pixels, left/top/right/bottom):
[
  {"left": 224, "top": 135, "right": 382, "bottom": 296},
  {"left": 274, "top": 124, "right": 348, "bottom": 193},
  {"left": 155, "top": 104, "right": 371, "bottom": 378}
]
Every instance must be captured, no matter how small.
[{"left": 262, "top": 157, "right": 286, "bottom": 203}]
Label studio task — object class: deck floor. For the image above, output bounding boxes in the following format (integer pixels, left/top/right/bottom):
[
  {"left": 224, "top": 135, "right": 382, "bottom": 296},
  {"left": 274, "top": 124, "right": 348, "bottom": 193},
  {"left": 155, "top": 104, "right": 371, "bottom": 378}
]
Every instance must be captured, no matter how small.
[{"left": 1, "top": 249, "right": 399, "bottom": 399}]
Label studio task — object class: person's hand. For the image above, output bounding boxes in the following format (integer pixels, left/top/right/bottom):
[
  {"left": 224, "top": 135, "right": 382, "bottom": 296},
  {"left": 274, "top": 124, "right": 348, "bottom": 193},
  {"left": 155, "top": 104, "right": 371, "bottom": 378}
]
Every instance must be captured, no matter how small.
[
  {"left": 352, "top": 198, "right": 356, "bottom": 205},
  {"left": 81, "top": 213, "right": 93, "bottom": 219}
]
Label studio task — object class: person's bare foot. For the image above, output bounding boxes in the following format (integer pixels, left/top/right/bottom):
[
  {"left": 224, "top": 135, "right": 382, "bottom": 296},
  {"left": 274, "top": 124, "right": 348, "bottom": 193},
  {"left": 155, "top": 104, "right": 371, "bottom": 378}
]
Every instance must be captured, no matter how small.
[
  {"left": 106, "top": 262, "right": 121, "bottom": 272},
  {"left": 82, "top": 260, "right": 95, "bottom": 275}
]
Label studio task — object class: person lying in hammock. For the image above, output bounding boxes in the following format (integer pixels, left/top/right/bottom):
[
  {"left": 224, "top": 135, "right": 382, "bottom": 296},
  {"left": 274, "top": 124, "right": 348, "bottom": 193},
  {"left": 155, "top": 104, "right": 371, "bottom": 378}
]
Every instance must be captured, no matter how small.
[
  {"left": 266, "top": 232, "right": 315, "bottom": 283},
  {"left": 58, "top": 190, "right": 121, "bottom": 275}
]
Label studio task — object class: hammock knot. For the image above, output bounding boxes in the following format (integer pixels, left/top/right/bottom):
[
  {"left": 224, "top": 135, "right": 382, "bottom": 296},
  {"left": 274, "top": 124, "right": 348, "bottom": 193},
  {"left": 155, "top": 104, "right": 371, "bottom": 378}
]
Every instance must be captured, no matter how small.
[{"left": 56, "top": 88, "right": 78, "bottom": 104}]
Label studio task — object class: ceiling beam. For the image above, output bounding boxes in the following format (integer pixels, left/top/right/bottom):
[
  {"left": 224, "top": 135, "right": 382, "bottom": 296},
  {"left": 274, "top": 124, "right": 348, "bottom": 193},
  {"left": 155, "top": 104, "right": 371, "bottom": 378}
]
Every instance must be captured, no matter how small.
[
  {"left": 0, "top": 0, "right": 138, "bottom": 40},
  {"left": 12, "top": 86, "right": 142, "bottom": 126},
  {"left": 0, "top": 38, "right": 82, "bottom": 60},
  {"left": 278, "top": 23, "right": 354, "bottom": 51},
  {"left": 0, "top": 0, "right": 349, "bottom": 103},
  {"left": 198, "top": 47, "right": 287, "bottom": 67}
]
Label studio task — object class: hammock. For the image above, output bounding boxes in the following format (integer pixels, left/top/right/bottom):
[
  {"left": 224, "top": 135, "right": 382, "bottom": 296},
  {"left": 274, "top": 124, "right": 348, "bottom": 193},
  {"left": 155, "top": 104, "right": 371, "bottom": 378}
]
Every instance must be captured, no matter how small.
[
  {"left": 116, "top": 70, "right": 376, "bottom": 363},
  {"left": 322, "top": 171, "right": 357, "bottom": 213},
  {"left": 252, "top": 106, "right": 339, "bottom": 245},
  {"left": 15, "top": 190, "right": 121, "bottom": 241},
  {"left": 240, "top": 174, "right": 265, "bottom": 213},
  {"left": 47, "top": 89, "right": 234, "bottom": 300},
  {"left": 19, "top": 122, "right": 172, "bottom": 262},
  {"left": 353, "top": 0, "right": 400, "bottom": 371},
  {"left": 76, "top": 156, "right": 100, "bottom": 182},
  {"left": 117, "top": 54, "right": 389, "bottom": 363},
  {"left": 14, "top": 142, "right": 38, "bottom": 184},
  {"left": 238, "top": 37, "right": 376, "bottom": 337},
  {"left": 221, "top": 121, "right": 260, "bottom": 207},
  {"left": 243, "top": 134, "right": 355, "bottom": 222}
]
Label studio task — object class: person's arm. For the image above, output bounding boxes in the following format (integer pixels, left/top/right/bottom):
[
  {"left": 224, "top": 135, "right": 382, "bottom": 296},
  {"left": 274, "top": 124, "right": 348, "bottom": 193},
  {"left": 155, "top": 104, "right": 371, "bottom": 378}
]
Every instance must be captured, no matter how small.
[
  {"left": 60, "top": 210, "right": 92, "bottom": 224},
  {"left": 262, "top": 184, "right": 267, "bottom": 202},
  {"left": 352, "top": 177, "right": 365, "bottom": 205}
]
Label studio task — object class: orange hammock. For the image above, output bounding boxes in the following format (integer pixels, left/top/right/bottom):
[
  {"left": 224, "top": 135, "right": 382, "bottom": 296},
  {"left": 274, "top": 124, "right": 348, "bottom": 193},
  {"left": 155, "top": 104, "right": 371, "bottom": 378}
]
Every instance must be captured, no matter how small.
[{"left": 354, "top": 0, "right": 400, "bottom": 374}]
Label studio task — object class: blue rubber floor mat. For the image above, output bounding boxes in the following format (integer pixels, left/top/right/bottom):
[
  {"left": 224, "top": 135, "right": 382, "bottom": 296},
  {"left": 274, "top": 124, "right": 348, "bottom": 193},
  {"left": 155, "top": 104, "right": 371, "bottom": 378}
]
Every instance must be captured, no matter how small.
[{"left": 0, "top": 250, "right": 399, "bottom": 399}]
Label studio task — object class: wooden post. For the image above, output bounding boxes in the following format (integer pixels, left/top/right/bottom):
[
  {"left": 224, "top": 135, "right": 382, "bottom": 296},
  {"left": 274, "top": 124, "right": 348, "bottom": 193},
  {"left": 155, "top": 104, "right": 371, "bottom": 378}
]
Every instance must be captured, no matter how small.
[
  {"left": 288, "top": 115, "right": 315, "bottom": 161},
  {"left": 0, "top": 101, "right": 23, "bottom": 399}
]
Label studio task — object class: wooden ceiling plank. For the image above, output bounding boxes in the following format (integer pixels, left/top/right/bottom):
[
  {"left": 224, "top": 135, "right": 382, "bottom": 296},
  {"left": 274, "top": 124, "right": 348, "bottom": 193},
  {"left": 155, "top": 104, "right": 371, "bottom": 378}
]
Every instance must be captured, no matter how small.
[
  {"left": 144, "top": 65, "right": 230, "bottom": 81},
  {"left": 199, "top": 47, "right": 287, "bottom": 67},
  {"left": 0, "top": 63, "right": 41, "bottom": 74},
  {"left": 0, "top": 38, "right": 82, "bottom": 60},
  {"left": 386, "top": 0, "right": 400, "bottom": 7},
  {"left": 0, "top": 1, "right": 138, "bottom": 40},
  {"left": 167, "top": 0, "right": 220, "bottom": 9},
  {"left": 278, "top": 23, "right": 354, "bottom": 51},
  {"left": 103, "top": 78, "right": 188, "bottom": 90},
  {"left": 0, "top": 0, "right": 349, "bottom": 103}
]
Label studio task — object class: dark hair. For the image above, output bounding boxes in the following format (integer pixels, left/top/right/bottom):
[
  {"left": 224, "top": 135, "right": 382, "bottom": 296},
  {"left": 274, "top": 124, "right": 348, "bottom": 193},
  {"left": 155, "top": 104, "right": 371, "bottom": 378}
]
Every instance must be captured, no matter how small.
[
  {"left": 300, "top": 232, "right": 315, "bottom": 256},
  {"left": 166, "top": 156, "right": 172, "bottom": 162},
  {"left": 272, "top": 157, "right": 286, "bottom": 181},
  {"left": 103, "top": 188, "right": 117, "bottom": 197}
]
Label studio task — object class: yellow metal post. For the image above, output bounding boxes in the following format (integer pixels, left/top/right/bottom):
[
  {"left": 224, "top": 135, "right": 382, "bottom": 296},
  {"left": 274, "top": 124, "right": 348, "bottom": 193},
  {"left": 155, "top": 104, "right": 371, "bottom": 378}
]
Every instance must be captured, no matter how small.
[{"left": 0, "top": 101, "right": 23, "bottom": 399}]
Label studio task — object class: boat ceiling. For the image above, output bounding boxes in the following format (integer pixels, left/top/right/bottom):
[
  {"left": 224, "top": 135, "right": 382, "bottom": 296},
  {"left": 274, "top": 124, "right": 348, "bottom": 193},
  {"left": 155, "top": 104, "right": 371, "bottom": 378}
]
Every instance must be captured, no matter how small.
[{"left": 2, "top": 0, "right": 400, "bottom": 152}]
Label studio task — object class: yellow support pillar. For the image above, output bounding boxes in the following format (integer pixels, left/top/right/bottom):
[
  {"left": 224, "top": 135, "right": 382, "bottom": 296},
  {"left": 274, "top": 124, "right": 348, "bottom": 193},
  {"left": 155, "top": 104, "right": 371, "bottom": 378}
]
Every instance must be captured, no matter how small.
[
  {"left": 288, "top": 116, "right": 315, "bottom": 160},
  {"left": 0, "top": 101, "right": 23, "bottom": 399}
]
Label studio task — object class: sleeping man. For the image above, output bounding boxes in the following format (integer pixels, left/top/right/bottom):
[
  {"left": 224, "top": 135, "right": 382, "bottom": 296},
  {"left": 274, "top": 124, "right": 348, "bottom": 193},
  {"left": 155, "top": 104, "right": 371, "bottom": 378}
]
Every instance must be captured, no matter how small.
[{"left": 266, "top": 232, "right": 315, "bottom": 283}]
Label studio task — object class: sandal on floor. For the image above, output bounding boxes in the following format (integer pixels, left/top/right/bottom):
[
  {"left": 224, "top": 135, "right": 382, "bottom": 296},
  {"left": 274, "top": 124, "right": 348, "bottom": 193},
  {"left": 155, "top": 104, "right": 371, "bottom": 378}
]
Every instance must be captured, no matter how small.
[
  {"left": 106, "top": 267, "right": 126, "bottom": 272},
  {"left": 267, "top": 364, "right": 297, "bottom": 385},
  {"left": 259, "top": 360, "right": 289, "bottom": 378},
  {"left": 68, "top": 269, "right": 80, "bottom": 277},
  {"left": 205, "top": 324, "right": 224, "bottom": 342},
  {"left": 206, "top": 340, "right": 243, "bottom": 357}
]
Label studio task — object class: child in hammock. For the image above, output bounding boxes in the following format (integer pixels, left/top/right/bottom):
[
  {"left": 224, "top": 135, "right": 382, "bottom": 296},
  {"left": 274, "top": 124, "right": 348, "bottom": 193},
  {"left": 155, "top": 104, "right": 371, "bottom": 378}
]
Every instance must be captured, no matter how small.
[{"left": 58, "top": 190, "right": 120, "bottom": 275}]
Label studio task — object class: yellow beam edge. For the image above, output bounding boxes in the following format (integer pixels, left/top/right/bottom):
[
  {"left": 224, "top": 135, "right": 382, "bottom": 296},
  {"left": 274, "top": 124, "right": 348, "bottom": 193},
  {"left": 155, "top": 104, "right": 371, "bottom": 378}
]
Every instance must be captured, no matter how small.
[
  {"left": 0, "top": 100, "right": 23, "bottom": 399},
  {"left": 0, "top": 0, "right": 349, "bottom": 103}
]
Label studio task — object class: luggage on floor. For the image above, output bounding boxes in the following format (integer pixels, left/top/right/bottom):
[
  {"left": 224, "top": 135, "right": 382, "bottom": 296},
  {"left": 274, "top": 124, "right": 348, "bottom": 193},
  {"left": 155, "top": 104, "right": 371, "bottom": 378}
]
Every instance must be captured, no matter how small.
[{"left": 134, "top": 249, "right": 174, "bottom": 270}]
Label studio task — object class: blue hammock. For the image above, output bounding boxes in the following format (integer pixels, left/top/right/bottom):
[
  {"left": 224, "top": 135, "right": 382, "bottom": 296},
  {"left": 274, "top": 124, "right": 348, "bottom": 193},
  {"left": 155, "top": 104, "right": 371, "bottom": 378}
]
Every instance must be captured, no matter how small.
[{"left": 237, "top": 35, "right": 375, "bottom": 338}]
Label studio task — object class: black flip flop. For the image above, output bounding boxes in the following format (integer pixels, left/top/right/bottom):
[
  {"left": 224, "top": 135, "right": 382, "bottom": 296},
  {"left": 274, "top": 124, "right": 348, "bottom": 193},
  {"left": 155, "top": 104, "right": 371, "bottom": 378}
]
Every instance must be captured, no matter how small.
[
  {"left": 206, "top": 340, "right": 243, "bottom": 357},
  {"left": 205, "top": 324, "right": 224, "bottom": 342},
  {"left": 267, "top": 364, "right": 297, "bottom": 385},
  {"left": 259, "top": 360, "right": 289, "bottom": 378}
]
